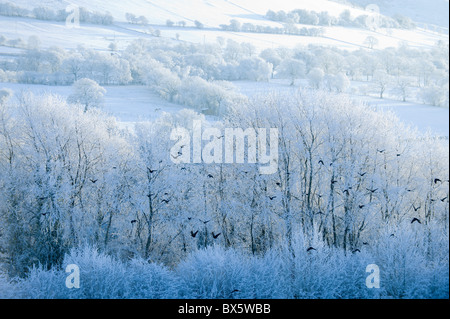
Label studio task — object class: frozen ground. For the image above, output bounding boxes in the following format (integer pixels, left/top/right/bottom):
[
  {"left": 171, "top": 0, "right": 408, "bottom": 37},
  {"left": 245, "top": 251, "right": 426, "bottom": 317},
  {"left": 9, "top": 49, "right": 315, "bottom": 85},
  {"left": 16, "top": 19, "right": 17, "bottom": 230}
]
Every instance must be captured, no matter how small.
[
  {"left": 1, "top": 81, "right": 448, "bottom": 138},
  {"left": 0, "top": 1, "right": 447, "bottom": 53},
  {"left": 234, "top": 80, "right": 450, "bottom": 138}
]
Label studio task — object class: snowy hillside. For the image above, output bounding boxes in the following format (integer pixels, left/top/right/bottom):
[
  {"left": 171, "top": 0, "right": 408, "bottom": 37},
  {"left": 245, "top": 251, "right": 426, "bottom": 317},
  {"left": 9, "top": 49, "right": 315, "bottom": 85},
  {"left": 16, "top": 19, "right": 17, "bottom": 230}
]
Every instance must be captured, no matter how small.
[
  {"left": 0, "top": 0, "right": 447, "bottom": 52},
  {"left": 11, "top": 0, "right": 373, "bottom": 25}
]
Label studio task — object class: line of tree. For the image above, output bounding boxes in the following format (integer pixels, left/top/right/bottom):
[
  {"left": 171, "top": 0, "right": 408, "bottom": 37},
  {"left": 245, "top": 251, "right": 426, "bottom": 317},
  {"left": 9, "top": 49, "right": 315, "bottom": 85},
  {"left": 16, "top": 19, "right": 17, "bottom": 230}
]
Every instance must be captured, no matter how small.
[
  {"left": 0, "top": 1, "right": 114, "bottom": 25},
  {"left": 265, "top": 8, "right": 416, "bottom": 30},
  {"left": 219, "top": 19, "right": 325, "bottom": 37},
  {"left": 0, "top": 90, "right": 447, "bottom": 297},
  {"left": 0, "top": 35, "right": 448, "bottom": 106}
]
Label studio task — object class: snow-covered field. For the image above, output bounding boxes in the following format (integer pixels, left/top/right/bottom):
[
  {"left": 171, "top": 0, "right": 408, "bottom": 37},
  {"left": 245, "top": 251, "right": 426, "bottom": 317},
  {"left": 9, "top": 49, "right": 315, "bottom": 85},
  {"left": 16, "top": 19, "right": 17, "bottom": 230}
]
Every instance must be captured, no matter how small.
[{"left": 1, "top": 81, "right": 448, "bottom": 137}]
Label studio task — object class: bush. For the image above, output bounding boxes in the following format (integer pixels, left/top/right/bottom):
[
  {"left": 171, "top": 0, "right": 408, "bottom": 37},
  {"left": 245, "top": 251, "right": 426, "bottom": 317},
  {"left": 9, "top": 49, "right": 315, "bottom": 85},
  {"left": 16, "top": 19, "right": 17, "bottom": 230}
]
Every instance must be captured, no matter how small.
[{"left": 11, "top": 246, "right": 179, "bottom": 299}]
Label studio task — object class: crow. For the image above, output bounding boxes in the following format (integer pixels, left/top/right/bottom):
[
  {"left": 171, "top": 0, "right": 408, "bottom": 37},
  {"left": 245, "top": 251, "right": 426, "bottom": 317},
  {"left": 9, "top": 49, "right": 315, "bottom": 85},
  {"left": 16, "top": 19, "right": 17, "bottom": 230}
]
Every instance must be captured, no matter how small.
[
  {"left": 207, "top": 174, "right": 214, "bottom": 178},
  {"left": 435, "top": 178, "right": 442, "bottom": 184},
  {"left": 413, "top": 205, "right": 421, "bottom": 212},
  {"left": 352, "top": 249, "right": 361, "bottom": 253},
  {"left": 363, "top": 242, "right": 369, "bottom": 246},
  {"left": 307, "top": 247, "right": 316, "bottom": 252},
  {"left": 90, "top": 179, "right": 98, "bottom": 184},
  {"left": 276, "top": 182, "right": 282, "bottom": 187},
  {"left": 41, "top": 213, "right": 48, "bottom": 216},
  {"left": 331, "top": 179, "right": 338, "bottom": 185},
  {"left": 396, "top": 153, "right": 402, "bottom": 157},
  {"left": 181, "top": 167, "right": 187, "bottom": 171},
  {"left": 366, "top": 188, "right": 378, "bottom": 194},
  {"left": 359, "top": 205, "right": 365, "bottom": 209},
  {"left": 161, "top": 199, "right": 170, "bottom": 204},
  {"left": 318, "top": 160, "right": 325, "bottom": 166},
  {"left": 377, "top": 149, "right": 385, "bottom": 154},
  {"left": 268, "top": 196, "right": 277, "bottom": 201},
  {"left": 441, "top": 197, "right": 448, "bottom": 202},
  {"left": 411, "top": 218, "right": 421, "bottom": 224},
  {"left": 200, "top": 219, "right": 210, "bottom": 225},
  {"left": 191, "top": 230, "right": 199, "bottom": 238},
  {"left": 343, "top": 189, "right": 350, "bottom": 195},
  {"left": 359, "top": 172, "right": 367, "bottom": 177},
  {"left": 131, "top": 220, "right": 137, "bottom": 224},
  {"left": 212, "top": 232, "right": 221, "bottom": 239},
  {"left": 148, "top": 169, "right": 157, "bottom": 174},
  {"left": 229, "top": 289, "right": 240, "bottom": 298}
]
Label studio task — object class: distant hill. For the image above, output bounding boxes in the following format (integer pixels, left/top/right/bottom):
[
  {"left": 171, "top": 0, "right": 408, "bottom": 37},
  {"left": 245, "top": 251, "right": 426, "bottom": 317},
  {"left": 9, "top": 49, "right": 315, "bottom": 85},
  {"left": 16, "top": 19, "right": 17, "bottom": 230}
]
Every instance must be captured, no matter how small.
[{"left": 341, "top": 0, "right": 449, "bottom": 27}]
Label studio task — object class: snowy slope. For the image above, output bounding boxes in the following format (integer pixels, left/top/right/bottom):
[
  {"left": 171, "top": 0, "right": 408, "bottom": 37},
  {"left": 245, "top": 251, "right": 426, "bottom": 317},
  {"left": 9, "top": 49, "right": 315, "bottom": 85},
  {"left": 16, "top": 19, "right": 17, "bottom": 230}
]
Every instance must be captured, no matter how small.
[{"left": 9, "top": 0, "right": 383, "bottom": 26}]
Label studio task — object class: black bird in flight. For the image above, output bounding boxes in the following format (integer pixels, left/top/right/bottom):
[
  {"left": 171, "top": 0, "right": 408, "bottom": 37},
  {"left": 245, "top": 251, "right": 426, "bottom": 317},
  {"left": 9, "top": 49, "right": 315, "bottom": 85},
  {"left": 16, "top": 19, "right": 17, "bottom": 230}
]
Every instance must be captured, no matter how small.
[
  {"left": 377, "top": 149, "right": 385, "bottom": 154},
  {"left": 200, "top": 219, "right": 210, "bottom": 225},
  {"left": 268, "top": 196, "right": 277, "bottom": 200},
  {"left": 343, "top": 189, "right": 350, "bottom": 195},
  {"left": 363, "top": 242, "right": 369, "bottom": 246},
  {"left": 90, "top": 179, "right": 98, "bottom": 184},
  {"left": 161, "top": 199, "right": 170, "bottom": 204},
  {"left": 366, "top": 188, "right": 378, "bottom": 194},
  {"left": 191, "top": 230, "right": 199, "bottom": 238},
  {"left": 331, "top": 179, "right": 338, "bottom": 185},
  {"left": 212, "top": 232, "right": 221, "bottom": 239},
  {"left": 276, "top": 182, "right": 282, "bottom": 187},
  {"left": 131, "top": 220, "right": 137, "bottom": 224},
  {"left": 352, "top": 249, "right": 361, "bottom": 253},
  {"left": 413, "top": 205, "right": 421, "bottom": 212},
  {"left": 441, "top": 197, "right": 448, "bottom": 202},
  {"left": 307, "top": 247, "right": 316, "bottom": 252},
  {"left": 411, "top": 218, "right": 421, "bottom": 224},
  {"left": 207, "top": 174, "right": 214, "bottom": 178},
  {"left": 359, "top": 172, "right": 367, "bottom": 177},
  {"left": 318, "top": 160, "right": 325, "bottom": 166},
  {"left": 148, "top": 169, "right": 157, "bottom": 174},
  {"left": 434, "top": 178, "right": 442, "bottom": 184},
  {"left": 359, "top": 205, "right": 365, "bottom": 209}
]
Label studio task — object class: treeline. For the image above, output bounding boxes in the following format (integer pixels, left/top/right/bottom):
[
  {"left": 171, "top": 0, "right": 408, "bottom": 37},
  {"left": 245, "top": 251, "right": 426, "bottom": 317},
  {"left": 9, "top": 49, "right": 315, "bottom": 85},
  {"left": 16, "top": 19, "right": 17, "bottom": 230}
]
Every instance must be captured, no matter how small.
[
  {"left": 0, "top": 2, "right": 113, "bottom": 25},
  {"left": 265, "top": 8, "right": 416, "bottom": 30},
  {"left": 0, "top": 90, "right": 448, "bottom": 289},
  {"left": 0, "top": 35, "right": 448, "bottom": 108},
  {"left": 219, "top": 19, "right": 324, "bottom": 37}
]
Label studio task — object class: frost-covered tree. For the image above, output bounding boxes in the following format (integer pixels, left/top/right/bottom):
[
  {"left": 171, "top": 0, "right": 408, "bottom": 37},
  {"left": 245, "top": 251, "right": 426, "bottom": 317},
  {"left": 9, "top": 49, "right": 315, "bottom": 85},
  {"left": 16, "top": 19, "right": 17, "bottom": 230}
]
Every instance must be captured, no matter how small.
[
  {"left": 276, "top": 58, "right": 305, "bottom": 86},
  {"left": 307, "top": 67, "right": 325, "bottom": 89},
  {"left": 67, "top": 78, "right": 106, "bottom": 112}
]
